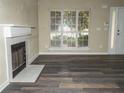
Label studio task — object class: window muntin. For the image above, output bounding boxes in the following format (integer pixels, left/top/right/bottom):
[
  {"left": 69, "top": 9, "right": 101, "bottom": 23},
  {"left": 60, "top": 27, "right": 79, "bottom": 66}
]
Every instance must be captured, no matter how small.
[
  {"left": 78, "top": 11, "right": 89, "bottom": 47},
  {"left": 63, "top": 32, "right": 77, "bottom": 47},
  {"left": 50, "top": 11, "right": 61, "bottom": 32},
  {"left": 78, "top": 11, "right": 89, "bottom": 32},
  {"left": 50, "top": 32, "right": 61, "bottom": 47},
  {"left": 63, "top": 11, "right": 76, "bottom": 32},
  {"left": 50, "top": 11, "right": 90, "bottom": 48},
  {"left": 78, "top": 32, "right": 88, "bottom": 47}
]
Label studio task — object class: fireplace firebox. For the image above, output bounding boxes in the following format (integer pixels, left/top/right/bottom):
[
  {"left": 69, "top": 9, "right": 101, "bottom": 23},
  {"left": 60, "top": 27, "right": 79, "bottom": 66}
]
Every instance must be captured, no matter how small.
[{"left": 11, "top": 42, "right": 26, "bottom": 78}]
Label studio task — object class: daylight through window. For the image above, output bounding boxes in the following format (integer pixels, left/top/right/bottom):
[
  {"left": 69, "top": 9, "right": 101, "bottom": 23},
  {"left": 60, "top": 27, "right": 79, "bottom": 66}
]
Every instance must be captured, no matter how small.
[{"left": 50, "top": 11, "right": 90, "bottom": 48}]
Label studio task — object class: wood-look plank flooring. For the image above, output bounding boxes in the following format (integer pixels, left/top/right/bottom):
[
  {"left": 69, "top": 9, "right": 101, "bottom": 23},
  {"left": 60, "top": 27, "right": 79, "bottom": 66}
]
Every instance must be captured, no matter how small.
[{"left": 2, "top": 55, "right": 124, "bottom": 93}]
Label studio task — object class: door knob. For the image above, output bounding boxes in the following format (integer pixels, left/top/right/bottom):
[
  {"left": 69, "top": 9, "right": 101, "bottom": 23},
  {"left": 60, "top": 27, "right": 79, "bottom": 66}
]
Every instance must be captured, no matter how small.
[
  {"left": 117, "top": 33, "right": 120, "bottom": 35},
  {"left": 117, "top": 30, "right": 120, "bottom": 32}
]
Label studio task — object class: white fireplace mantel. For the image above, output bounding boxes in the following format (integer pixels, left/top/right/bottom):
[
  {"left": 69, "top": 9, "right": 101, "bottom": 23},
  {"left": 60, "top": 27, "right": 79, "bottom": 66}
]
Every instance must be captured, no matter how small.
[{"left": 0, "top": 24, "right": 31, "bottom": 38}]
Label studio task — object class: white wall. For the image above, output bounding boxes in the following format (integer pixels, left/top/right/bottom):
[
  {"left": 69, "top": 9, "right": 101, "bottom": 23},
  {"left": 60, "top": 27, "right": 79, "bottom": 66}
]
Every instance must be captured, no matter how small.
[
  {"left": 0, "top": 30, "right": 7, "bottom": 90},
  {"left": 0, "top": 0, "right": 38, "bottom": 91},
  {"left": 38, "top": 0, "right": 124, "bottom": 53}
]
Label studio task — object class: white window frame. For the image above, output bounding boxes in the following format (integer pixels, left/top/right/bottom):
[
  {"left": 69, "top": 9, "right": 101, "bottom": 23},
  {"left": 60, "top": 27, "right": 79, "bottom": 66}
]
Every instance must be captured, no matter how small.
[{"left": 49, "top": 10, "right": 91, "bottom": 50}]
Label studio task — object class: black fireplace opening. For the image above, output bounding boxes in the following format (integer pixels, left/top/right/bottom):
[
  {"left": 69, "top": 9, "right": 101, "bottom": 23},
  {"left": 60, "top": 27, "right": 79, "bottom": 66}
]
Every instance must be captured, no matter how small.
[{"left": 11, "top": 42, "right": 26, "bottom": 78}]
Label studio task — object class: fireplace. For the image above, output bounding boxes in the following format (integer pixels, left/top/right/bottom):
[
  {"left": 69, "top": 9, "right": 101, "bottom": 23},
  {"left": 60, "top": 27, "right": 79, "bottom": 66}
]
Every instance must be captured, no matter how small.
[
  {"left": 11, "top": 42, "right": 26, "bottom": 78},
  {"left": 1, "top": 25, "right": 31, "bottom": 82},
  {"left": 1, "top": 25, "right": 44, "bottom": 83}
]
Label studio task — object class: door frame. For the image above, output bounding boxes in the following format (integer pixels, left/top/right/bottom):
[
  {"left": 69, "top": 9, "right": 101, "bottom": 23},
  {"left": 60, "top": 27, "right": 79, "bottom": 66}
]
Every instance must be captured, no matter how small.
[{"left": 108, "top": 7, "right": 124, "bottom": 54}]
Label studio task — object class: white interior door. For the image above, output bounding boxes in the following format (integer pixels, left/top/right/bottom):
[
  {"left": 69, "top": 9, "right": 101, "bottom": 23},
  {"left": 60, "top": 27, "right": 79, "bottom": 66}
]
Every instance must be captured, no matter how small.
[
  {"left": 109, "top": 7, "right": 124, "bottom": 54},
  {"left": 117, "top": 8, "right": 124, "bottom": 54}
]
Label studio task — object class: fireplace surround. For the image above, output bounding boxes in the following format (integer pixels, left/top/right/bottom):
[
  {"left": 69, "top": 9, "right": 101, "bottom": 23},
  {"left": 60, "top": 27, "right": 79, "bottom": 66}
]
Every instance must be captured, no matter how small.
[{"left": 1, "top": 24, "right": 31, "bottom": 82}]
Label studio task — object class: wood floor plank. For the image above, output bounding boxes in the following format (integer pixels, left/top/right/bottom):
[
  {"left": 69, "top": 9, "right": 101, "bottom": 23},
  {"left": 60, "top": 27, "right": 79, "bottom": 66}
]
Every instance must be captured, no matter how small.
[{"left": 2, "top": 55, "right": 124, "bottom": 93}]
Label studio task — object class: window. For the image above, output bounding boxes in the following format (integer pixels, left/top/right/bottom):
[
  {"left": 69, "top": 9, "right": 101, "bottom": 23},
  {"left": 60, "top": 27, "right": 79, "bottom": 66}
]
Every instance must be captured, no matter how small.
[{"left": 50, "top": 11, "right": 90, "bottom": 48}]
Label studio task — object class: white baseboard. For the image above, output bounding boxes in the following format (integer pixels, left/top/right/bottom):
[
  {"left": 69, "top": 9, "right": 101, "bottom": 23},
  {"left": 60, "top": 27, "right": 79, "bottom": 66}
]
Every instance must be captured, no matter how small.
[
  {"left": 39, "top": 52, "right": 109, "bottom": 55},
  {"left": 0, "top": 81, "right": 9, "bottom": 92},
  {"left": 28, "top": 53, "right": 39, "bottom": 64}
]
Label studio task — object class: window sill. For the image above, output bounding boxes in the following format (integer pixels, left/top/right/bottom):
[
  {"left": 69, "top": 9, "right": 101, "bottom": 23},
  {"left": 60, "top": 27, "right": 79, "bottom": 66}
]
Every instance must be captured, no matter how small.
[{"left": 49, "top": 47, "right": 90, "bottom": 51}]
